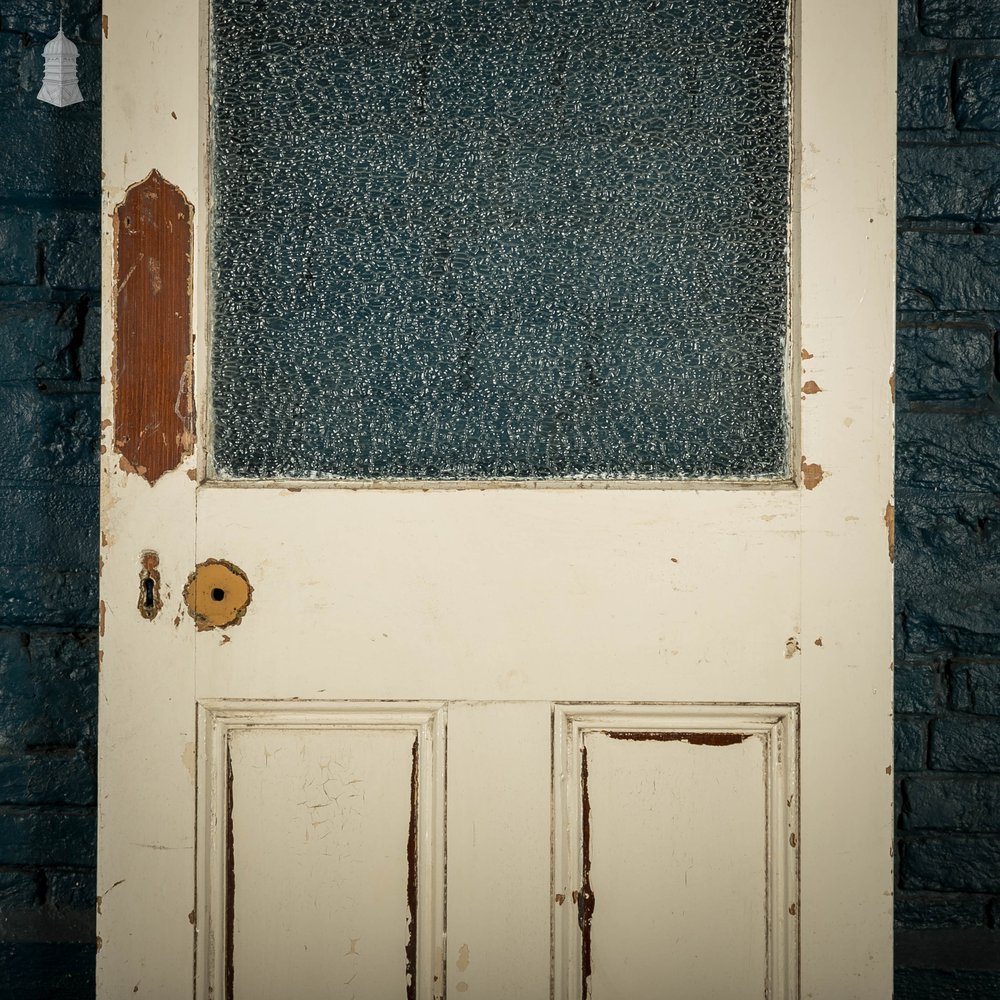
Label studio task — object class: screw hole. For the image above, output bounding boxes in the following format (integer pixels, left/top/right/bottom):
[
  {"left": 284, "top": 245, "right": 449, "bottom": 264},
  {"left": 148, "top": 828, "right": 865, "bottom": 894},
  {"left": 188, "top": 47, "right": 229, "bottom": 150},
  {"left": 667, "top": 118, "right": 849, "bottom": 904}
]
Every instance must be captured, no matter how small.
[{"left": 211, "top": 587, "right": 225, "bottom": 602}]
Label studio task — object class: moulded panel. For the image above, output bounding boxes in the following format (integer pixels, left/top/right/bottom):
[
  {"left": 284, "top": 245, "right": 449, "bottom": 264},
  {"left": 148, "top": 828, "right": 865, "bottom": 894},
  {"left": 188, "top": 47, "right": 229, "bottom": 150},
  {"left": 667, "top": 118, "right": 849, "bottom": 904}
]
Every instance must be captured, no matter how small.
[
  {"left": 197, "top": 703, "right": 446, "bottom": 1000},
  {"left": 554, "top": 705, "right": 798, "bottom": 1000}
]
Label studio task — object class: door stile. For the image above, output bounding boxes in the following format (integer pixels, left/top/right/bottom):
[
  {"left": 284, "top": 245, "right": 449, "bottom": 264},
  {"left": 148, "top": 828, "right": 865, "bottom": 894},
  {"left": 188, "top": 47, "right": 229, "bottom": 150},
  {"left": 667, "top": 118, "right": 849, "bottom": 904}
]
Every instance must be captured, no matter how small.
[
  {"left": 98, "top": 0, "right": 206, "bottom": 995},
  {"left": 796, "top": 0, "right": 896, "bottom": 996}
]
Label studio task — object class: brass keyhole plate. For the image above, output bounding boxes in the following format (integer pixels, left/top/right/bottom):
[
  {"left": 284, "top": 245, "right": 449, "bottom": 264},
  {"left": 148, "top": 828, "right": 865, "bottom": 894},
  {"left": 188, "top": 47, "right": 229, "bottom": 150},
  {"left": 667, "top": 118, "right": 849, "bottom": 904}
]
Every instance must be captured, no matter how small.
[{"left": 183, "top": 558, "right": 253, "bottom": 631}]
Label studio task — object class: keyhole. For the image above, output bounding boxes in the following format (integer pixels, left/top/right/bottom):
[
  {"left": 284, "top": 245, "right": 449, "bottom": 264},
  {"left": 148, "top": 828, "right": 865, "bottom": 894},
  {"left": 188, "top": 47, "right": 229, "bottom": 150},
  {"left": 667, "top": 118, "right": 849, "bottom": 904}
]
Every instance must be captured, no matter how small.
[
  {"left": 211, "top": 587, "right": 225, "bottom": 602},
  {"left": 143, "top": 577, "right": 155, "bottom": 608}
]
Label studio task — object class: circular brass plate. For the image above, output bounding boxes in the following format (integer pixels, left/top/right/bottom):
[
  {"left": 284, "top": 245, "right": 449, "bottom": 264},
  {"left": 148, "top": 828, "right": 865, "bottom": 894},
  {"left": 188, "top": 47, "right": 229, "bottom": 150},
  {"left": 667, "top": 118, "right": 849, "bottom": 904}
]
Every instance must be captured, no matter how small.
[{"left": 183, "top": 558, "right": 253, "bottom": 630}]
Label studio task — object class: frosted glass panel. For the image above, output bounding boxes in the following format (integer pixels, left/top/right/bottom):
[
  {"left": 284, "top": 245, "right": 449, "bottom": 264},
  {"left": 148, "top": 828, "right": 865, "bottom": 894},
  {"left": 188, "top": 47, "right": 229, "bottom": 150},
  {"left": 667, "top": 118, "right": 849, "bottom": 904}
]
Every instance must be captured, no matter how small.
[{"left": 210, "top": 0, "right": 790, "bottom": 481}]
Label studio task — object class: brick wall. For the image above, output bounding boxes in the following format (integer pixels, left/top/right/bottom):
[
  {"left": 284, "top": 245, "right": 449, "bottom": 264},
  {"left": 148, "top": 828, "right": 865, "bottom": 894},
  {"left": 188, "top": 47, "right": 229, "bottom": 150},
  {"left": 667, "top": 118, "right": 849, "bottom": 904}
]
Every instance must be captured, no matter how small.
[
  {"left": 896, "top": 0, "right": 1000, "bottom": 996},
  {"left": 0, "top": 1, "right": 101, "bottom": 996}
]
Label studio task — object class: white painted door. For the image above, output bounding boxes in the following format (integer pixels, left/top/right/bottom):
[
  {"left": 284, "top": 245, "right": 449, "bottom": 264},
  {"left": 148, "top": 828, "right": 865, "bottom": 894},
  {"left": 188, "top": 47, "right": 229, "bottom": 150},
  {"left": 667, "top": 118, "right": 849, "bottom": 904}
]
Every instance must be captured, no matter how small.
[{"left": 98, "top": 1, "right": 896, "bottom": 998}]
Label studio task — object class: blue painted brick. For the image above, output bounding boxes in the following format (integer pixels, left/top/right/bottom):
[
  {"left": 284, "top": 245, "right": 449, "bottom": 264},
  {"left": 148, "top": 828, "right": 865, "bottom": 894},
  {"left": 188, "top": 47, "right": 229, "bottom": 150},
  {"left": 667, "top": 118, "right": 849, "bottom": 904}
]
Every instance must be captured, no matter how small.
[
  {"left": 898, "top": 231, "right": 1000, "bottom": 312},
  {"left": 0, "top": 869, "right": 41, "bottom": 909},
  {"left": 47, "top": 869, "right": 94, "bottom": 911},
  {"left": 904, "top": 776, "right": 1000, "bottom": 830},
  {"left": 0, "top": 942, "right": 94, "bottom": 1000},
  {"left": 0, "top": 632, "right": 97, "bottom": 750},
  {"left": 0, "top": 209, "right": 37, "bottom": 286},
  {"left": 0, "top": 567, "right": 97, "bottom": 630},
  {"left": 897, "top": 718, "right": 929, "bottom": 771},
  {"left": 899, "top": 0, "right": 923, "bottom": 46},
  {"left": 0, "top": 111, "right": 99, "bottom": 201},
  {"left": 956, "top": 59, "right": 1000, "bottom": 132},
  {"left": 903, "top": 834, "right": 1000, "bottom": 891},
  {"left": 80, "top": 303, "right": 99, "bottom": 382},
  {"left": 896, "top": 323, "right": 994, "bottom": 400},
  {"left": 931, "top": 718, "right": 1000, "bottom": 771},
  {"left": 0, "top": 33, "right": 37, "bottom": 111},
  {"left": 898, "top": 144, "right": 1000, "bottom": 221},
  {"left": 897, "top": 413, "right": 1000, "bottom": 492},
  {"left": 897, "top": 664, "right": 944, "bottom": 713},
  {"left": 896, "top": 968, "right": 1000, "bottom": 1000},
  {"left": 0, "top": 301, "right": 83, "bottom": 382},
  {"left": 0, "top": 486, "right": 97, "bottom": 570},
  {"left": 0, "top": 0, "right": 102, "bottom": 41},
  {"left": 39, "top": 211, "right": 100, "bottom": 291},
  {"left": 0, "top": 810, "right": 95, "bottom": 867},
  {"left": 952, "top": 663, "right": 1000, "bottom": 714},
  {"left": 0, "top": 751, "right": 95, "bottom": 807},
  {"left": 896, "top": 493, "right": 1000, "bottom": 657},
  {"left": 0, "top": 386, "right": 99, "bottom": 487},
  {"left": 895, "top": 894, "right": 986, "bottom": 929},
  {"left": 920, "top": 0, "right": 1000, "bottom": 39},
  {"left": 898, "top": 54, "right": 952, "bottom": 130}
]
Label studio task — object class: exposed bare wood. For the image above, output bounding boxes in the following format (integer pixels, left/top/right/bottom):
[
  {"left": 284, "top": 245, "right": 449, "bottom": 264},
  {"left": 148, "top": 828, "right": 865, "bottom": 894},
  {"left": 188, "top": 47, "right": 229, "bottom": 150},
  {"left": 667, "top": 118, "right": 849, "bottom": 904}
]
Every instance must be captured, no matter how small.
[
  {"left": 112, "top": 171, "right": 194, "bottom": 485},
  {"left": 183, "top": 559, "right": 252, "bottom": 631}
]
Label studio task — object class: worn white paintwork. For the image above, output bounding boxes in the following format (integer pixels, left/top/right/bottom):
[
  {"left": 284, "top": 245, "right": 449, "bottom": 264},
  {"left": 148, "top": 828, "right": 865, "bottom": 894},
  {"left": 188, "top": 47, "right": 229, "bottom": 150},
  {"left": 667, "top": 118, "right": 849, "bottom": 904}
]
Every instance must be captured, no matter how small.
[
  {"left": 553, "top": 705, "right": 798, "bottom": 1000},
  {"left": 99, "top": 0, "right": 895, "bottom": 996},
  {"left": 198, "top": 703, "right": 445, "bottom": 998}
]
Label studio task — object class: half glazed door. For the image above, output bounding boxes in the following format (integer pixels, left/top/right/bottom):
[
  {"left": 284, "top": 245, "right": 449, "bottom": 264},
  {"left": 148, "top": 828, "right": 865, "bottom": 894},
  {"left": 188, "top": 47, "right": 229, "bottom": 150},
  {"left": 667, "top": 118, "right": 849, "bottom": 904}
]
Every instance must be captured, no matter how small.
[{"left": 98, "top": 1, "right": 895, "bottom": 997}]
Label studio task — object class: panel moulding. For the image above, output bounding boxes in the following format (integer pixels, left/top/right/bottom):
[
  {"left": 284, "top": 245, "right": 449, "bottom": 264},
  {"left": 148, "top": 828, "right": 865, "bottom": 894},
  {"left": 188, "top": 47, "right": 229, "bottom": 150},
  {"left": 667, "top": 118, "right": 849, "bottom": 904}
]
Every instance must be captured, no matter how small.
[
  {"left": 552, "top": 703, "right": 799, "bottom": 1000},
  {"left": 195, "top": 701, "right": 446, "bottom": 1000}
]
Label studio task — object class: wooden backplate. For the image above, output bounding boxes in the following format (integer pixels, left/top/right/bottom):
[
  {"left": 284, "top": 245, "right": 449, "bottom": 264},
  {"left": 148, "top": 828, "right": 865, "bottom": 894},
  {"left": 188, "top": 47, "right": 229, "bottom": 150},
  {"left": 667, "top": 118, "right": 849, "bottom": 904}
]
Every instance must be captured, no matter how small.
[{"left": 113, "top": 170, "right": 194, "bottom": 484}]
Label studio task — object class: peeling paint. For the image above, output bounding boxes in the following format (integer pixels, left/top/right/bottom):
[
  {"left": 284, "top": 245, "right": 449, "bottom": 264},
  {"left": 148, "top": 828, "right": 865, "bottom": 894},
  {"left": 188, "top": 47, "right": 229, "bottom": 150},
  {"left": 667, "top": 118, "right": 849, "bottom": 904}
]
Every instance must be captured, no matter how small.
[
  {"left": 801, "top": 457, "right": 825, "bottom": 490},
  {"left": 604, "top": 730, "right": 747, "bottom": 747},
  {"left": 889, "top": 370, "right": 896, "bottom": 404},
  {"left": 785, "top": 637, "right": 801, "bottom": 658},
  {"left": 225, "top": 746, "right": 235, "bottom": 1000},
  {"left": 99, "top": 599, "right": 106, "bottom": 637},
  {"left": 801, "top": 380, "right": 822, "bottom": 395},
  {"left": 580, "top": 745, "right": 595, "bottom": 1000},
  {"left": 884, "top": 501, "right": 895, "bottom": 563},
  {"left": 102, "top": 14, "right": 108, "bottom": 37},
  {"left": 405, "top": 737, "right": 419, "bottom": 1000},
  {"left": 801, "top": 348, "right": 814, "bottom": 360},
  {"left": 112, "top": 171, "right": 195, "bottom": 485}
]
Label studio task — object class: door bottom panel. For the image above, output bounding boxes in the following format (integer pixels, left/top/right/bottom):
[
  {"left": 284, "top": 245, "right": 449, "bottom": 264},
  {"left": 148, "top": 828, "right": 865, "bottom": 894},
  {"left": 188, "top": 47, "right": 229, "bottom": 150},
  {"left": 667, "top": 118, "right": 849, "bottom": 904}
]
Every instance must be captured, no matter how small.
[{"left": 196, "top": 701, "right": 798, "bottom": 1000}]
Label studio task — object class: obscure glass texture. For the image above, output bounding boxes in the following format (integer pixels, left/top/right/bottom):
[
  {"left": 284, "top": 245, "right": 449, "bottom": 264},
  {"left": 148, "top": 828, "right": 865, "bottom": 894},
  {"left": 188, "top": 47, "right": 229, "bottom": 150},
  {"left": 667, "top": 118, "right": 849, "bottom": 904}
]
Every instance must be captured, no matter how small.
[{"left": 210, "top": 0, "right": 791, "bottom": 480}]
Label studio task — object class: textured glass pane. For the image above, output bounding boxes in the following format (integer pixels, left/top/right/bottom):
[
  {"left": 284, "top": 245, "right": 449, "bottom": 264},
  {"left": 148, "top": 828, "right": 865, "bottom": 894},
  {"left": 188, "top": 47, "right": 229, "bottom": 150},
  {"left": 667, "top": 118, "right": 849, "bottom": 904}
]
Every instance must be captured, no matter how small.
[{"left": 210, "top": 0, "right": 790, "bottom": 481}]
